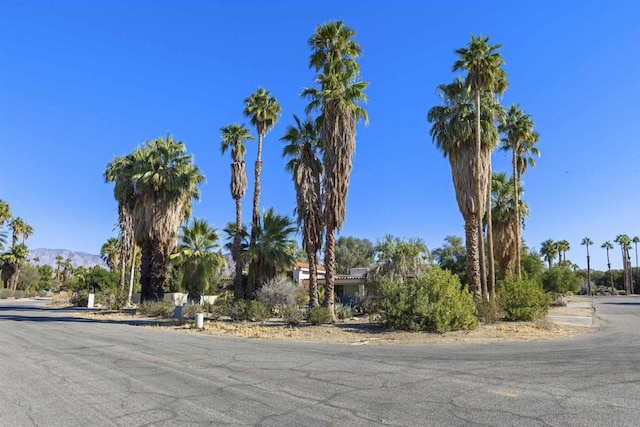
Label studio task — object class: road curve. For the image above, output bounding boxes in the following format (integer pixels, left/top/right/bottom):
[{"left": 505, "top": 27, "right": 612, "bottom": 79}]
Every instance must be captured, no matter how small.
[{"left": 1, "top": 296, "right": 639, "bottom": 426}]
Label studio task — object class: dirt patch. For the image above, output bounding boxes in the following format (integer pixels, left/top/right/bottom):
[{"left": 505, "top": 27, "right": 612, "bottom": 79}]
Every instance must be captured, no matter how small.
[{"left": 78, "top": 308, "right": 596, "bottom": 345}]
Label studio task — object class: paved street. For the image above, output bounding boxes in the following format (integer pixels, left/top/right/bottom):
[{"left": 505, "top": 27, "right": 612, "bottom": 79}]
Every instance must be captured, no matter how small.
[{"left": 1, "top": 296, "right": 639, "bottom": 426}]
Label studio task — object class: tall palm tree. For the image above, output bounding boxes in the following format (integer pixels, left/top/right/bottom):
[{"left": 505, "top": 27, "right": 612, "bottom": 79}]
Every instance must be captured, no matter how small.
[
  {"left": 615, "top": 234, "right": 632, "bottom": 295},
  {"left": 105, "top": 153, "right": 137, "bottom": 292},
  {"left": 281, "top": 115, "right": 324, "bottom": 307},
  {"left": 499, "top": 104, "right": 539, "bottom": 278},
  {"left": 632, "top": 236, "right": 639, "bottom": 293},
  {"left": 243, "top": 208, "right": 297, "bottom": 291},
  {"left": 602, "top": 241, "right": 615, "bottom": 294},
  {"left": 303, "top": 21, "right": 368, "bottom": 318},
  {"left": 491, "top": 172, "right": 528, "bottom": 280},
  {"left": 171, "top": 218, "right": 225, "bottom": 304},
  {"left": 581, "top": 237, "right": 593, "bottom": 295},
  {"left": 221, "top": 124, "right": 254, "bottom": 299},
  {"left": 453, "top": 34, "right": 508, "bottom": 299},
  {"left": 556, "top": 240, "right": 570, "bottom": 264},
  {"left": 244, "top": 88, "right": 281, "bottom": 250},
  {"left": 540, "top": 239, "right": 558, "bottom": 269},
  {"left": 428, "top": 78, "right": 502, "bottom": 299},
  {"left": 100, "top": 237, "right": 120, "bottom": 272},
  {"left": 106, "top": 135, "right": 204, "bottom": 302}
]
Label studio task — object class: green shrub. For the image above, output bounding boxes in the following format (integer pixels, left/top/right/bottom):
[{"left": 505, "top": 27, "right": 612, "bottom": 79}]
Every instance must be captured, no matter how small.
[
  {"left": 378, "top": 266, "right": 478, "bottom": 333},
  {"left": 101, "top": 292, "right": 127, "bottom": 310},
  {"left": 282, "top": 305, "right": 303, "bottom": 326},
  {"left": 70, "top": 290, "right": 89, "bottom": 307},
  {"left": 335, "top": 302, "right": 353, "bottom": 320},
  {"left": 497, "top": 277, "right": 550, "bottom": 321},
  {"left": 249, "top": 301, "right": 270, "bottom": 322},
  {"left": 137, "top": 301, "right": 175, "bottom": 318},
  {"left": 182, "top": 304, "right": 204, "bottom": 319},
  {"left": 229, "top": 300, "right": 250, "bottom": 322},
  {"left": 308, "top": 306, "right": 333, "bottom": 325},
  {"left": 475, "top": 299, "right": 502, "bottom": 323},
  {"left": 541, "top": 266, "right": 581, "bottom": 294}
]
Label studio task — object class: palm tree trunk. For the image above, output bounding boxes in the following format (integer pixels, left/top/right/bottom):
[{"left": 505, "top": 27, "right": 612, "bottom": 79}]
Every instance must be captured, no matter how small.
[
  {"left": 119, "top": 252, "right": 127, "bottom": 292},
  {"left": 486, "top": 159, "right": 495, "bottom": 301},
  {"left": 474, "top": 91, "right": 487, "bottom": 296},
  {"left": 323, "top": 225, "right": 336, "bottom": 320},
  {"left": 464, "top": 213, "right": 481, "bottom": 299},
  {"left": 250, "top": 135, "right": 263, "bottom": 248},
  {"left": 233, "top": 197, "right": 244, "bottom": 300},
  {"left": 307, "top": 249, "right": 319, "bottom": 308},
  {"left": 513, "top": 147, "right": 522, "bottom": 278},
  {"left": 127, "top": 245, "right": 136, "bottom": 306},
  {"left": 586, "top": 246, "right": 591, "bottom": 296},
  {"left": 606, "top": 249, "right": 614, "bottom": 294}
]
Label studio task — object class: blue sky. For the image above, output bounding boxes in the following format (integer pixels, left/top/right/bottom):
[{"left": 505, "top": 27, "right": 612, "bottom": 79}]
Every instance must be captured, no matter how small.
[{"left": 1, "top": 0, "right": 638, "bottom": 271}]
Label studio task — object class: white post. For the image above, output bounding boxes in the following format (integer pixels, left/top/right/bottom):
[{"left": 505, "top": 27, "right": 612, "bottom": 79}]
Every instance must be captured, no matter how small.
[
  {"left": 87, "top": 292, "right": 95, "bottom": 308},
  {"left": 195, "top": 313, "right": 204, "bottom": 329}
]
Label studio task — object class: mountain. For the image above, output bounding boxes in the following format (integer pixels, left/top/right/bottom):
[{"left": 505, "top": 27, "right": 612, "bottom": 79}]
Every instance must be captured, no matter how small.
[{"left": 28, "top": 248, "right": 108, "bottom": 269}]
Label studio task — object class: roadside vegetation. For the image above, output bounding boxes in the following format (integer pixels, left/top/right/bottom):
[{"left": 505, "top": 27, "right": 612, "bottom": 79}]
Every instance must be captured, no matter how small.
[{"left": 2, "top": 24, "right": 638, "bottom": 339}]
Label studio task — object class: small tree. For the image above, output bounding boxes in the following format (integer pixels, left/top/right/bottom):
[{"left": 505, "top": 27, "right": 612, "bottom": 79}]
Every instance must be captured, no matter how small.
[{"left": 541, "top": 266, "right": 581, "bottom": 294}]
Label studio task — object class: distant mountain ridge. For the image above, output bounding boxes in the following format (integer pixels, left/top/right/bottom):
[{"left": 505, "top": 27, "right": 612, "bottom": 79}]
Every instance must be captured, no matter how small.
[{"left": 29, "top": 248, "right": 108, "bottom": 269}]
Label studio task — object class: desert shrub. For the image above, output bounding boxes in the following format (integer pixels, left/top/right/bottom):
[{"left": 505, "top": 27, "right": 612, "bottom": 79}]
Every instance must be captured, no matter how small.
[
  {"left": 100, "top": 292, "right": 127, "bottom": 310},
  {"left": 542, "top": 266, "right": 581, "bottom": 294},
  {"left": 256, "top": 277, "right": 299, "bottom": 313},
  {"left": 308, "top": 306, "right": 333, "bottom": 325},
  {"left": 378, "top": 266, "right": 478, "bottom": 333},
  {"left": 282, "top": 305, "right": 303, "bottom": 326},
  {"left": 497, "top": 277, "right": 550, "bottom": 321},
  {"left": 335, "top": 302, "right": 353, "bottom": 320},
  {"left": 137, "top": 301, "right": 175, "bottom": 318},
  {"left": 475, "top": 299, "right": 503, "bottom": 323},
  {"left": 0, "top": 289, "right": 11, "bottom": 299},
  {"left": 182, "top": 304, "right": 204, "bottom": 319},
  {"left": 228, "top": 300, "right": 270, "bottom": 322},
  {"left": 249, "top": 301, "right": 270, "bottom": 322},
  {"left": 13, "top": 290, "right": 26, "bottom": 299},
  {"left": 70, "top": 290, "right": 89, "bottom": 307}
]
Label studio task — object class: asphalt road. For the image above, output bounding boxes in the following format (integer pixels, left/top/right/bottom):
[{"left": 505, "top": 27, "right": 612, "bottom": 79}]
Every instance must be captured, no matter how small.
[{"left": 0, "top": 297, "right": 639, "bottom": 427}]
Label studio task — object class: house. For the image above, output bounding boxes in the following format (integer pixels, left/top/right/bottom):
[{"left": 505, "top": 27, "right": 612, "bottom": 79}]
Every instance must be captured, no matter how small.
[{"left": 295, "top": 264, "right": 370, "bottom": 298}]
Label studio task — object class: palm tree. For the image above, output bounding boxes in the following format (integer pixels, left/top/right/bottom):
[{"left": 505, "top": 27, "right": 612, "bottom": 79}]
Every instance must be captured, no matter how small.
[
  {"left": 0, "top": 200, "right": 11, "bottom": 227},
  {"left": 581, "top": 237, "right": 593, "bottom": 295},
  {"left": 540, "top": 239, "right": 558, "bottom": 269},
  {"left": 557, "top": 240, "right": 570, "bottom": 264},
  {"left": 632, "top": 236, "right": 639, "bottom": 293},
  {"left": 499, "top": 104, "right": 539, "bottom": 278},
  {"left": 244, "top": 87, "right": 281, "bottom": 251},
  {"left": 9, "top": 217, "right": 33, "bottom": 247},
  {"left": 428, "top": 78, "right": 502, "bottom": 299},
  {"left": 105, "top": 153, "right": 137, "bottom": 292},
  {"left": 171, "top": 218, "right": 225, "bottom": 304},
  {"left": 491, "top": 172, "right": 528, "bottom": 280},
  {"left": 1, "top": 243, "right": 28, "bottom": 290},
  {"left": 369, "top": 235, "right": 430, "bottom": 282},
  {"left": 106, "top": 135, "right": 204, "bottom": 302},
  {"left": 303, "top": 21, "right": 368, "bottom": 318},
  {"left": 281, "top": 115, "right": 323, "bottom": 307},
  {"left": 602, "top": 241, "right": 615, "bottom": 294},
  {"left": 243, "top": 208, "right": 297, "bottom": 292},
  {"left": 453, "top": 34, "right": 508, "bottom": 299},
  {"left": 221, "top": 124, "right": 254, "bottom": 299},
  {"left": 615, "top": 234, "right": 632, "bottom": 294},
  {"left": 100, "top": 237, "right": 121, "bottom": 272}
]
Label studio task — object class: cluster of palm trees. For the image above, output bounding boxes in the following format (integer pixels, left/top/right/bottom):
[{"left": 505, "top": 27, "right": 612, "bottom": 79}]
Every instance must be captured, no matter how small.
[
  {"left": 104, "top": 22, "right": 368, "bottom": 316},
  {"left": 0, "top": 200, "right": 34, "bottom": 291},
  {"left": 539, "top": 236, "right": 638, "bottom": 295},
  {"left": 428, "top": 35, "right": 539, "bottom": 302}
]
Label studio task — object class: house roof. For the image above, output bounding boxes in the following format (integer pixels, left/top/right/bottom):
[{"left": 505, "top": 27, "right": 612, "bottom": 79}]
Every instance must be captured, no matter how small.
[{"left": 295, "top": 262, "right": 326, "bottom": 272}]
